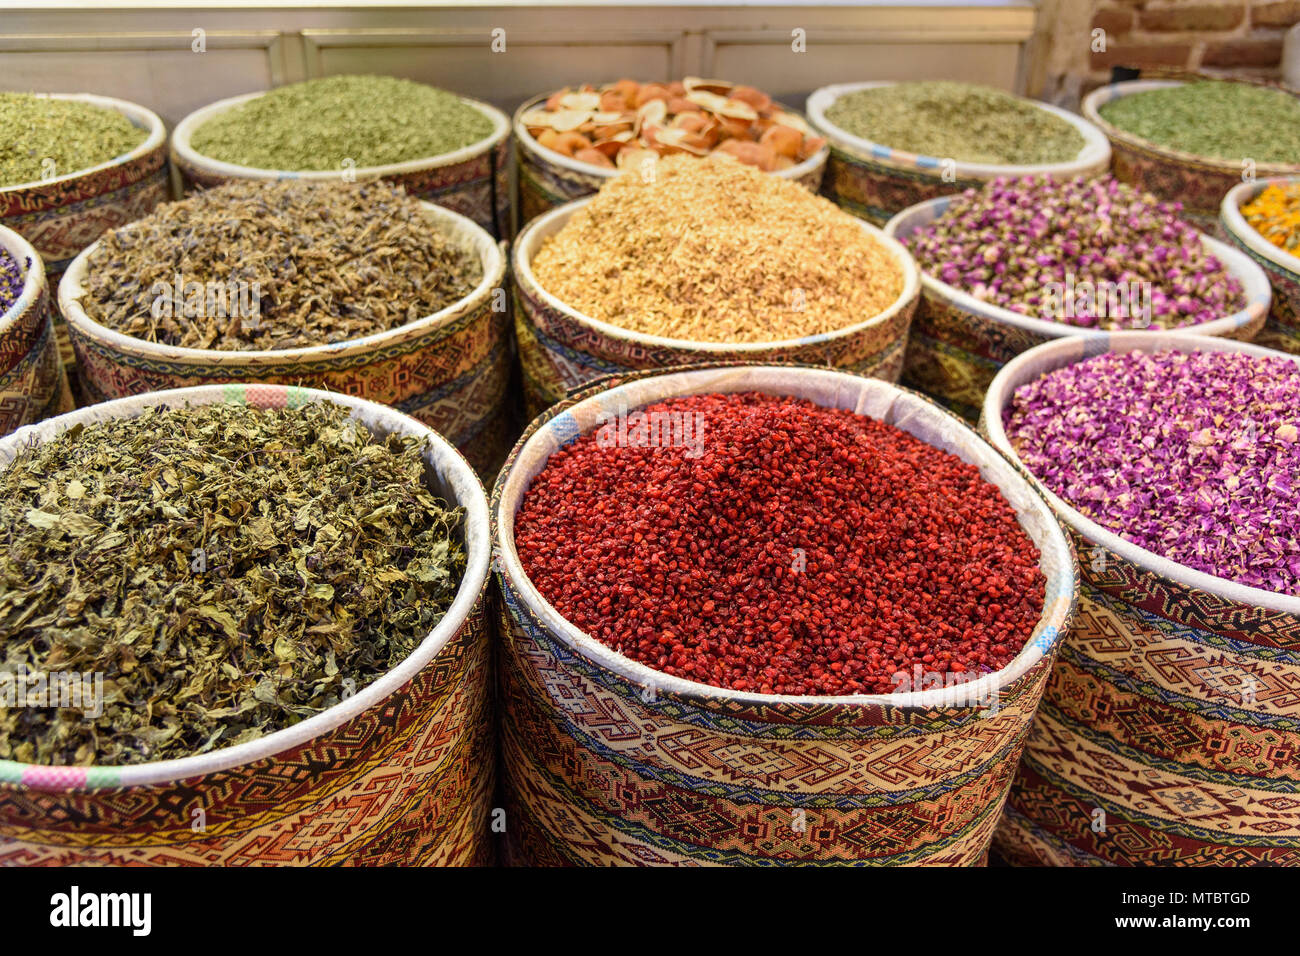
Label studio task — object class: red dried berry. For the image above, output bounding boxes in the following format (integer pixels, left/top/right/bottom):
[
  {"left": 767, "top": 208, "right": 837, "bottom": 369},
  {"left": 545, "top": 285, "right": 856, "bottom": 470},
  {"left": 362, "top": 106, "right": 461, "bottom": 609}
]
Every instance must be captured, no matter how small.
[{"left": 514, "top": 393, "right": 1045, "bottom": 696}]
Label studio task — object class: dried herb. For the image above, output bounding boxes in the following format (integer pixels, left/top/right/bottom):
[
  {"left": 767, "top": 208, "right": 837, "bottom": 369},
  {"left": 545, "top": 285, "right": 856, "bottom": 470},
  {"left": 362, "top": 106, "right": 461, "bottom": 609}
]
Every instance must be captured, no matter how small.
[
  {"left": 81, "top": 179, "right": 483, "bottom": 351},
  {"left": 1099, "top": 81, "right": 1300, "bottom": 165},
  {"left": 0, "top": 93, "right": 147, "bottom": 187},
  {"left": 0, "top": 400, "right": 466, "bottom": 766},
  {"left": 189, "top": 75, "right": 494, "bottom": 171},
  {"left": 823, "top": 82, "right": 1084, "bottom": 165},
  {"left": 0, "top": 249, "right": 23, "bottom": 315}
]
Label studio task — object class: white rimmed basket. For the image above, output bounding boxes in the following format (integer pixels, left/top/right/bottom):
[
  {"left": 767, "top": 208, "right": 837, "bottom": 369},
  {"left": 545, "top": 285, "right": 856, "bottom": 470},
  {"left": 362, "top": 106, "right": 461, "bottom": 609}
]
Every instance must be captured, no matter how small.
[
  {"left": 0, "top": 382, "right": 493, "bottom": 866},
  {"left": 1221, "top": 177, "right": 1300, "bottom": 355},
  {"left": 493, "top": 364, "right": 1077, "bottom": 866},
  {"left": 0, "top": 93, "right": 169, "bottom": 369},
  {"left": 1083, "top": 78, "right": 1300, "bottom": 231},
  {"left": 512, "top": 196, "right": 921, "bottom": 418},
  {"left": 885, "top": 194, "right": 1272, "bottom": 421},
  {"left": 172, "top": 89, "right": 511, "bottom": 238},
  {"left": 512, "top": 89, "right": 829, "bottom": 229},
  {"left": 806, "top": 81, "right": 1111, "bottom": 225},
  {"left": 59, "top": 200, "right": 512, "bottom": 477},
  {"left": 0, "top": 225, "right": 72, "bottom": 434},
  {"left": 981, "top": 331, "right": 1300, "bottom": 867}
]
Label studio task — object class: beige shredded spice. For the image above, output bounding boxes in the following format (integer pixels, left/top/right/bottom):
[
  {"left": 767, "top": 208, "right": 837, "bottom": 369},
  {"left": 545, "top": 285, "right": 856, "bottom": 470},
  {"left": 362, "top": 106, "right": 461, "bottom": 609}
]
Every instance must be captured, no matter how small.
[{"left": 531, "top": 156, "right": 903, "bottom": 343}]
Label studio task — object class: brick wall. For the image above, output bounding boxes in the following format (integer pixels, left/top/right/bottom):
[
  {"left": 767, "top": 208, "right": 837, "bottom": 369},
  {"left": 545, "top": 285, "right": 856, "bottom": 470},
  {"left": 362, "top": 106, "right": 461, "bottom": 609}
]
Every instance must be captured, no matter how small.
[
  {"left": 1034, "top": 0, "right": 1300, "bottom": 106},
  {"left": 1089, "top": 0, "right": 1298, "bottom": 81}
]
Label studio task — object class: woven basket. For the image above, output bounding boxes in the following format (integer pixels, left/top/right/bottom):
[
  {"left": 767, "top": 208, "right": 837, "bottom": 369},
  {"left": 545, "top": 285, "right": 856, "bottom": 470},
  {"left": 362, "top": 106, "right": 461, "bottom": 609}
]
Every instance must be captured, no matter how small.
[
  {"left": 0, "top": 93, "right": 169, "bottom": 369},
  {"left": 512, "top": 200, "right": 920, "bottom": 419},
  {"left": 59, "top": 201, "right": 513, "bottom": 478},
  {"left": 493, "top": 364, "right": 1077, "bottom": 866},
  {"left": 1082, "top": 79, "right": 1300, "bottom": 232},
  {"left": 1221, "top": 177, "right": 1300, "bottom": 355},
  {"left": 805, "top": 82, "right": 1111, "bottom": 226},
  {"left": 512, "top": 90, "right": 829, "bottom": 230},
  {"left": 982, "top": 332, "right": 1300, "bottom": 866},
  {"left": 0, "top": 225, "right": 73, "bottom": 436},
  {"left": 886, "top": 196, "right": 1272, "bottom": 421},
  {"left": 0, "top": 383, "right": 493, "bottom": 866},
  {"left": 172, "top": 91, "right": 511, "bottom": 239}
]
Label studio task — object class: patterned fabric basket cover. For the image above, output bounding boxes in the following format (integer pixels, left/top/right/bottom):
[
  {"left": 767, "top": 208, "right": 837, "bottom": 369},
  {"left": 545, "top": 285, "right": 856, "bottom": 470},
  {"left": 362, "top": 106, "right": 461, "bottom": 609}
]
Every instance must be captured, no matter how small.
[
  {"left": 0, "top": 226, "right": 73, "bottom": 436},
  {"left": 492, "top": 365, "right": 1077, "bottom": 866},
  {"left": 1082, "top": 79, "right": 1300, "bottom": 233},
  {"left": 512, "top": 199, "right": 921, "bottom": 419},
  {"left": 512, "top": 91, "right": 829, "bottom": 231},
  {"left": 171, "top": 91, "right": 511, "bottom": 240},
  {"left": 1221, "top": 177, "right": 1300, "bottom": 356},
  {"left": 981, "top": 332, "right": 1300, "bottom": 866},
  {"left": 0, "top": 93, "right": 169, "bottom": 368},
  {"left": 885, "top": 196, "right": 1272, "bottom": 422},
  {"left": 805, "top": 82, "right": 1112, "bottom": 226},
  {"left": 59, "top": 202, "right": 514, "bottom": 478},
  {"left": 0, "top": 383, "right": 494, "bottom": 866}
]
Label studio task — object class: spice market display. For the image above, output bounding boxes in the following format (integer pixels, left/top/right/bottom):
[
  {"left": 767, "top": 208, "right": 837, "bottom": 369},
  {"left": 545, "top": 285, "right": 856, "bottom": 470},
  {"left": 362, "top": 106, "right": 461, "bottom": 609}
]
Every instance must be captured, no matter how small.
[{"left": 2, "top": 0, "right": 1300, "bottom": 885}]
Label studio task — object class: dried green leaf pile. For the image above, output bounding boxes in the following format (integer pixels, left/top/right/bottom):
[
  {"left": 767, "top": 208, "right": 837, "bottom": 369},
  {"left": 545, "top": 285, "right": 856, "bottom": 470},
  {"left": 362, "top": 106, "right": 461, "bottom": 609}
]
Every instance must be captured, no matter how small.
[
  {"left": 0, "top": 93, "right": 148, "bottom": 187},
  {"left": 0, "top": 401, "right": 466, "bottom": 766}
]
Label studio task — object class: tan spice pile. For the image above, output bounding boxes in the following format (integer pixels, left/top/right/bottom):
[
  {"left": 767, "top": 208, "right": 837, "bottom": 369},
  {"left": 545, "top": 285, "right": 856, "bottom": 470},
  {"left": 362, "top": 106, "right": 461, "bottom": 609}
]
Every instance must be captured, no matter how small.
[{"left": 531, "top": 155, "right": 903, "bottom": 342}]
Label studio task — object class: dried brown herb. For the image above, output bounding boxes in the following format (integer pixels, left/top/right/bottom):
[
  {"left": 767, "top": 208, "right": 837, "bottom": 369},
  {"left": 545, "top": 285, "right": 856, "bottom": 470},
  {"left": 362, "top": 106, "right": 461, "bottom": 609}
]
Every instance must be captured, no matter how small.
[
  {"left": 80, "top": 179, "right": 483, "bottom": 351},
  {"left": 0, "top": 400, "right": 466, "bottom": 766}
]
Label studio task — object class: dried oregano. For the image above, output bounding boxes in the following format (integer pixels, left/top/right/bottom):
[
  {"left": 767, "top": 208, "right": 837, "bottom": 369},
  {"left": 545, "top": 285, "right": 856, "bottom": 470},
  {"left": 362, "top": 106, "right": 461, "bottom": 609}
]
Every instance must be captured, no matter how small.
[
  {"left": 189, "top": 75, "right": 494, "bottom": 171},
  {"left": 1099, "top": 81, "right": 1300, "bottom": 165},
  {"left": 824, "top": 82, "right": 1085, "bottom": 165},
  {"left": 0, "top": 93, "right": 147, "bottom": 187},
  {"left": 0, "top": 401, "right": 466, "bottom": 766}
]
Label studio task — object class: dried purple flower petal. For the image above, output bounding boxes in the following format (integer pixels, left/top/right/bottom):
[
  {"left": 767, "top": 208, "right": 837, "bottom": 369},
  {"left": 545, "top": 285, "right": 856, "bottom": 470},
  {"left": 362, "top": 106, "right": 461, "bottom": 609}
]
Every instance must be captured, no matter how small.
[
  {"left": 1004, "top": 349, "right": 1300, "bottom": 594},
  {"left": 904, "top": 176, "right": 1246, "bottom": 330}
]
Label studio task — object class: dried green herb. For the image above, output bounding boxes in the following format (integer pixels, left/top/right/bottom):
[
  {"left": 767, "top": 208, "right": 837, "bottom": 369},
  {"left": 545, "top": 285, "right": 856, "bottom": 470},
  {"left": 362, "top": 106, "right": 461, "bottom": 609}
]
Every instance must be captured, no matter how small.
[
  {"left": 81, "top": 179, "right": 483, "bottom": 350},
  {"left": 0, "top": 400, "right": 466, "bottom": 766},
  {"left": 0, "top": 93, "right": 147, "bottom": 187},
  {"left": 190, "top": 75, "right": 494, "bottom": 171},
  {"left": 1098, "top": 80, "right": 1300, "bottom": 165},
  {"left": 824, "top": 81, "right": 1085, "bottom": 165}
]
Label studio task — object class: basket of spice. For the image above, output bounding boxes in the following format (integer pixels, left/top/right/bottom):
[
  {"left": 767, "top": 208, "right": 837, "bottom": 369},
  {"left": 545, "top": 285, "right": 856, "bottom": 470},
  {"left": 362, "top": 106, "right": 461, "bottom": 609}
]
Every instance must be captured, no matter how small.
[
  {"left": 0, "top": 226, "right": 72, "bottom": 435},
  {"left": 492, "top": 364, "right": 1076, "bottom": 865},
  {"left": 512, "top": 155, "right": 919, "bottom": 418},
  {"left": 0, "top": 92, "right": 169, "bottom": 367},
  {"left": 513, "top": 77, "right": 828, "bottom": 227},
  {"left": 0, "top": 382, "right": 493, "bottom": 865},
  {"left": 885, "top": 175, "right": 1271, "bottom": 421},
  {"left": 58, "top": 179, "right": 512, "bottom": 477},
  {"left": 1221, "top": 177, "right": 1300, "bottom": 355},
  {"left": 805, "top": 81, "right": 1111, "bottom": 226},
  {"left": 1082, "top": 77, "right": 1300, "bottom": 230},
  {"left": 983, "top": 333, "right": 1300, "bottom": 866},
  {"left": 171, "top": 75, "right": 510, "bottom": 238}
]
